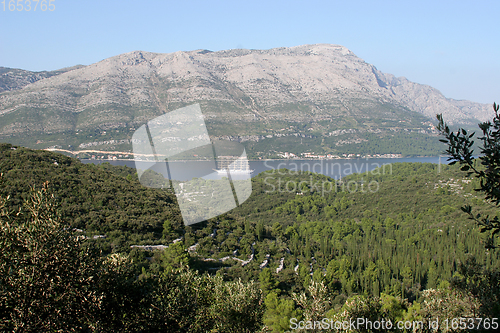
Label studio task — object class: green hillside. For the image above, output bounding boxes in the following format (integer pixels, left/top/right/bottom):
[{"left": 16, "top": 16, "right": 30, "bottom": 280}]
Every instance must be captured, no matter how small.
[
  {"left": 0, "top": 143, "right": 185, "bottom": 249},
  {"left": 0, "top": 99, "right": 445, "bottom": 159},
  {"left": 1, "top": 143, "right": 499, "bottom": 332}
]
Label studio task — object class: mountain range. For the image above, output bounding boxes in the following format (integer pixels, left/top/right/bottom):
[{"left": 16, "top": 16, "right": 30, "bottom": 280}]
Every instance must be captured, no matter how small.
[{"left": 0, "top": 44, "right": 492, "bottom": 158}]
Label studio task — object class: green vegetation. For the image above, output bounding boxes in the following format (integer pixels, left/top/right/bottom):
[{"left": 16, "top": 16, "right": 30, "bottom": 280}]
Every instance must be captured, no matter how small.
[
  {"left": 0, "top": 97, "right": 447, "bottom": 159},
  {"left": 244, "top": 131, "right": 444, "bottom": 159},
  {"left": 1, "top": 142, "right": 499, "bottom": 332},
  {"left": 0, "top": 144, "right": 184, "bottom": 251},
  {"left": 437, "top": 102, "right": 500, "bottom": 248},
  {"left": 0, "top": 164, "right": 263, "bottom": 332}
]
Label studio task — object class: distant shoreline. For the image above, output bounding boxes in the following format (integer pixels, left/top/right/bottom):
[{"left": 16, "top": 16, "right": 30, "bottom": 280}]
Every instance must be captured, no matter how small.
[
  {"left": 44, "top": 147, "right": 445, "bottom": 162},
  {"left": 79, "top": 156, "right": 446, "bottom": 163}
]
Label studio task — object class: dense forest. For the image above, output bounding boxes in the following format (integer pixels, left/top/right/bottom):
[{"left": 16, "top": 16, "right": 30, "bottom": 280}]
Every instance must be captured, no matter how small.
[{"left": 1, "top": 142, "right": 499, "bottom": 332}]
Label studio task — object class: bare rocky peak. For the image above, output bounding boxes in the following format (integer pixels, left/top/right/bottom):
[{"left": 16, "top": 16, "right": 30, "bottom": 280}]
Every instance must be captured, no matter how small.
[
  {"left": 90, "top": 44, "right": 490, "bottom": 123},
  {"left": 0, "top": 44, "right": 493, "bottom": 132}
]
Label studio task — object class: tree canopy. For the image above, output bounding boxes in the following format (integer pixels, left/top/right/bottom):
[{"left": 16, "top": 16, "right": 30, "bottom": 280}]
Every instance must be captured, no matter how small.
[{"left": 437, "top": 102, "right": 500, "bottom": 248}]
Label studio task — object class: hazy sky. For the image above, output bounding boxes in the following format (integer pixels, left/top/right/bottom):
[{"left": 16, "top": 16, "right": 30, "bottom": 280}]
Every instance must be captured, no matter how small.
[{"left": 1, "top": 0, "right": 498, "bottom": 104}]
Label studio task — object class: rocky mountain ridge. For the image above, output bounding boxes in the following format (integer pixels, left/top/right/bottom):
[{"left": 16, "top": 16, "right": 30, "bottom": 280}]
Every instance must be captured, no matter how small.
[
  {"left": 0, "top": 65, "right": 84, "bottom": 93},
  {"left": 0, "top": 44, "right": 492, "bottom": 156}
]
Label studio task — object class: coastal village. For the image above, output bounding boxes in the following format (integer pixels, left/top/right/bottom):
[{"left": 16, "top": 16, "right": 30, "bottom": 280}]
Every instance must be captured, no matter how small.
[{"left": 279, "top": 152, "right": 403, "bottom": 159}]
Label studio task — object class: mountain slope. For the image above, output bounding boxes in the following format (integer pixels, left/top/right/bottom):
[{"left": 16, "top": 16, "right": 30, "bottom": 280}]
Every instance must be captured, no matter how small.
[
  {"left": 0, "top": 65, "right": 85, "bottom": 93},
  {"left": 0, "top": 44, "right": 492, "bottom": 156}
]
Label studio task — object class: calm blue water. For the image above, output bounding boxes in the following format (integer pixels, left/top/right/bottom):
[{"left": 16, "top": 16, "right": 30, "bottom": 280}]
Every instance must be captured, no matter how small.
[{"left": 81, "top": 157, "right": 449, "bottom": 181}]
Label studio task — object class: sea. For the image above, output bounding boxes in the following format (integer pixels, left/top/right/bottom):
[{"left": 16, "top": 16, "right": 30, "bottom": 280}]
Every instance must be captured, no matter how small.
[{"left": 80, "top": 156, "right": 450, "bottom": 181}]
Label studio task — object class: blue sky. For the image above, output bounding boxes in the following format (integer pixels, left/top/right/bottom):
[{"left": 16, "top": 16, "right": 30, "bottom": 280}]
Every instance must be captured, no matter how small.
[{"left": 0, "top": 0, "right": 498, "bottom": 104}]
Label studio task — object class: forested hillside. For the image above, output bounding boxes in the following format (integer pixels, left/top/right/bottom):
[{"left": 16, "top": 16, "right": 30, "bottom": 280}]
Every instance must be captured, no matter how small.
[
  {"left": 1, "top": 143, "right": 499, "bottom": 332},
  {"left": 0, "top": 143, "right": 185, "bottom": 249}
]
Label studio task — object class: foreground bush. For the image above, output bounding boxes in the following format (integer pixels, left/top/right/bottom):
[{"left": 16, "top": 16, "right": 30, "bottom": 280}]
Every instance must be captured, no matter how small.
[{"left": 0, "top": 179, "right": 264, "bottom": 332}]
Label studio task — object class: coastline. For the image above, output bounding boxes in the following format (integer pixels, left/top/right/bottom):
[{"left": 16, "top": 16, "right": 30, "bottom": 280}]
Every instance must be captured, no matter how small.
[
  {"left": 44, "top": 147, "right": 445, "bottom": 162},
  {"left": 79, "top": 156, "right": 443, "bottom": 163}
]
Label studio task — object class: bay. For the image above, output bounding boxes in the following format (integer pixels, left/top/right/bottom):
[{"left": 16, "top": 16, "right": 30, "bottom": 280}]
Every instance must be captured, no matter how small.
[{"left": 80, "top": 156, "right": 450, "bottom": 181}]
